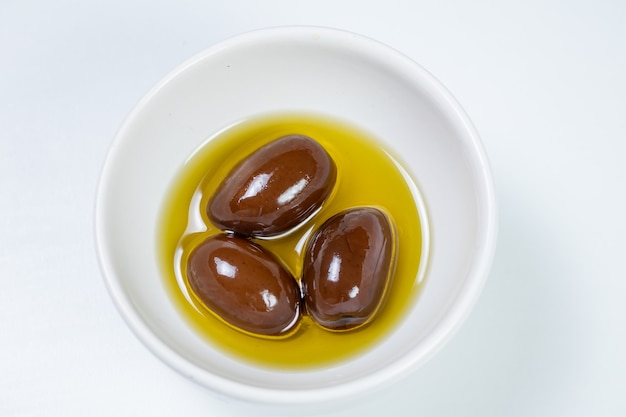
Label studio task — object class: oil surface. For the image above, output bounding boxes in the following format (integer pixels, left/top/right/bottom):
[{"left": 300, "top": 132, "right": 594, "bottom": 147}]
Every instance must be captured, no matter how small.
[{"left": 158, "top": 113, "right": 425, "bottom": 368}]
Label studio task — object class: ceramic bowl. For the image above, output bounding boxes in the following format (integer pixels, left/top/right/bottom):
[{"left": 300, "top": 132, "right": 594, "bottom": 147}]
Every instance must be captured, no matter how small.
[{"left": 95, "top": 26, "right": 497, "bottom": 407}]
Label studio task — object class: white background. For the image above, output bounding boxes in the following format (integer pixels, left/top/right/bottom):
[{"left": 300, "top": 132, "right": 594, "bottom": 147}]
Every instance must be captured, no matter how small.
[{"left": 1, "top": 1, "right": 625, "bottom": 416}]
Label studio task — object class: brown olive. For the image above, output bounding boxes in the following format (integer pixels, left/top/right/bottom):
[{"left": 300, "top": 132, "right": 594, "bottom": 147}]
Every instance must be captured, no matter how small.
[
  {"left": 187, "top": 234, "right": 301, "bottom": 337},
  {"left": 301, "top": 208, "right": 396, "bottom": 331},
  {"left": 207, "top": 135, "right": 336, "bottom": 237}
]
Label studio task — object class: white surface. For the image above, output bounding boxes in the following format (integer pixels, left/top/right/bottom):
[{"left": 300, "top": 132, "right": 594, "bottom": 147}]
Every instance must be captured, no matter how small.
[
  {"left": 1, "top": 0, "right": 625, "bottom": 416},
  {"left": 95, "top": 26, "right": 495, "bottom": 406}
]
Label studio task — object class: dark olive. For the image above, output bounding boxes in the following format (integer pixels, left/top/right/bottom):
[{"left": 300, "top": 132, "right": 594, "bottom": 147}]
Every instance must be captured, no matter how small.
[
  {"left": 301, "top": 208, "right": 396, "bottom": 331},
  {"left": 207, "top": 135, "right": 336, "bottom": 237},
  {"left": 187, "top": 234, "right": 301, "bottom": 337}
]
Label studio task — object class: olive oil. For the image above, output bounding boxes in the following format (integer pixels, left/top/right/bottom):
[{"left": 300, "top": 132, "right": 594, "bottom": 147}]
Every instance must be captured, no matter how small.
[{"left": 158, "top": 113, "right": 426, "bottom": 368}]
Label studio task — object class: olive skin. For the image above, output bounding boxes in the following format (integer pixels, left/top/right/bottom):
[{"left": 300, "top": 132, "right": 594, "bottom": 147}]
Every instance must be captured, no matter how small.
[
  {"left": 187, "top": 234, "right": 301, "bottom": 337},
  {"left": 207, "top": 135, "right": 336, "bottom": 237},
  {"left": 302, "top": 208, "right": 396, "bottom": 331}
]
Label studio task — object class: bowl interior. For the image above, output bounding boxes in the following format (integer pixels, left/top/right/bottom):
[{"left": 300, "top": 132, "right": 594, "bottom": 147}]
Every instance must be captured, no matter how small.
[{"left": 96, "top": 26, "right": 496, "bottom": 405}]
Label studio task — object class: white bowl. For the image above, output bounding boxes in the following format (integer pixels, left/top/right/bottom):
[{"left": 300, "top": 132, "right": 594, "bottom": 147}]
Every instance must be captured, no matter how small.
[{"left": 95, "top": 26, "right": 497, "bottom": 407}]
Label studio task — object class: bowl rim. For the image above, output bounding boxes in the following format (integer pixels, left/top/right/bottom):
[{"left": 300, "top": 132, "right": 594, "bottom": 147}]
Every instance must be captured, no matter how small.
[{"left": 94, "top": 25, "right": 498, "bottom": 406}]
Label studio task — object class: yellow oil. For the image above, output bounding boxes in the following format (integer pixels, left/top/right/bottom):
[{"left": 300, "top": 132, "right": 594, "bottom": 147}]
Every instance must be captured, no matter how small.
[{"left": 157, "top": 113, "right": 425, "bottom": 369}]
